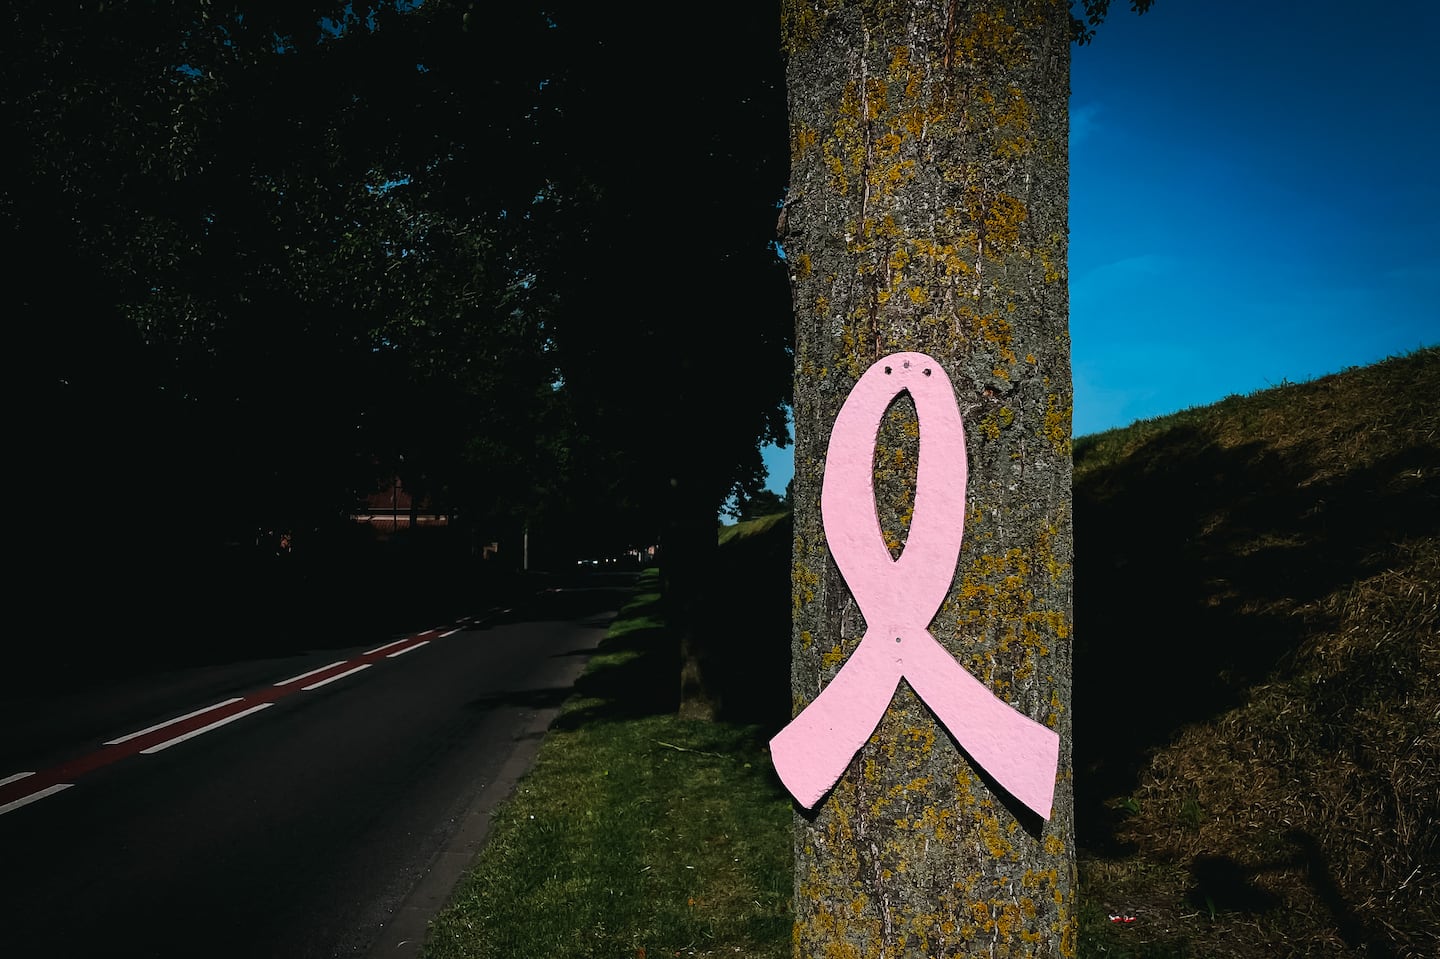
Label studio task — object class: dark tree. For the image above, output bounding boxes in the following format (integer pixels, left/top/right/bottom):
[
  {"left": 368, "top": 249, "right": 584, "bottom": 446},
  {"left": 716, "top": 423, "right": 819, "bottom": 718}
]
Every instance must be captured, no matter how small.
[
  {"left": 3, "top": 2, "right": 577, "bottom": 662},
  {"left": 5, "top": 2, "right": 797, "bottom": 683},
  {"left": 530, "top": 2, "right": 794, "bottom": 718}
]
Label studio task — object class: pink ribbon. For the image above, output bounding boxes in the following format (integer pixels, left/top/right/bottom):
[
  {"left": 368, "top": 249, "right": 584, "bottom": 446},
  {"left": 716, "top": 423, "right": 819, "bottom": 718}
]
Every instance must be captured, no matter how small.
[{"left": 770, "top": 352, "right": 1060, "bottom": 820}]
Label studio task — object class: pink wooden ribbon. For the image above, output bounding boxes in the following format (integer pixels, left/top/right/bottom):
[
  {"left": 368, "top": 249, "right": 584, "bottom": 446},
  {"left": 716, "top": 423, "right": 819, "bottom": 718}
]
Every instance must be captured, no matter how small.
[{"left": 770, "top": 352, "right": 1060, "bottom": 819}]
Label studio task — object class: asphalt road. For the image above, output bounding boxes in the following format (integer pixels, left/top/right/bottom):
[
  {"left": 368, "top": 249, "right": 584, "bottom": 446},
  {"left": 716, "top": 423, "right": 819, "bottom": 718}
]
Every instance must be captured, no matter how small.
[{"left": 0, "top": 584, "right": 627, "bottom": 958}]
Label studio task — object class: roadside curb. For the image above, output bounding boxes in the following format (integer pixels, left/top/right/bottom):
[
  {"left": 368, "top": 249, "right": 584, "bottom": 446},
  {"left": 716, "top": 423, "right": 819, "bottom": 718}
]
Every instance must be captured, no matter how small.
[{"left": 362, "top": 677, "right": 574, "bottom": 957}]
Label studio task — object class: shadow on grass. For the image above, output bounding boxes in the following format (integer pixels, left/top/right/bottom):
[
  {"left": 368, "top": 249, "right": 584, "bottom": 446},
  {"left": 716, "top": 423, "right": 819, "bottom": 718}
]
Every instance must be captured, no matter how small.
[
  {"left": 549, "top": 579, "right": 681, "bottom": 730},
  {"left": 546, "top": 517, "right": 794, "bottom": 740},
  {"left": 553, "top": 622, "right": 681, "bottom": 728},
  {"left": 1182, "top": 832, "right": 1400, "bottom": 959},
  {"left": 1073, "top": 419, "right": 1440, "bottom": 852}
]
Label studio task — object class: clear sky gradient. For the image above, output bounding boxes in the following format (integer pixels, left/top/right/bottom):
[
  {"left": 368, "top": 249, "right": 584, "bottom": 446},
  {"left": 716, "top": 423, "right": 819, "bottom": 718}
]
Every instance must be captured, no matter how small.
[{"left": 762, "top": 0, "right": 1439, "bottom": 494}]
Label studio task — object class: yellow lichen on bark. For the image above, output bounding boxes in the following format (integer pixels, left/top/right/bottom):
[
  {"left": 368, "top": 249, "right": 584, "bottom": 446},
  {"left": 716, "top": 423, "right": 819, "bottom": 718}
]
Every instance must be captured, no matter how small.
[
  {"left": 788, "top": 1, "right": 1074, "bottom": 956},
  {"left": 1042, "top": 394, "right": 1072, "bottom": 455}
]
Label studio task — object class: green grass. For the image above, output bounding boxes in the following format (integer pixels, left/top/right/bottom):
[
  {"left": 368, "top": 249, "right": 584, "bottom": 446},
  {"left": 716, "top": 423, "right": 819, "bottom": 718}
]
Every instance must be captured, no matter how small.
[
  {"left": 717, "top": 511, "right": 789, "bottom": 546},
  {"left": 422, "top": 570, "right": 792, "bottom": 959}
]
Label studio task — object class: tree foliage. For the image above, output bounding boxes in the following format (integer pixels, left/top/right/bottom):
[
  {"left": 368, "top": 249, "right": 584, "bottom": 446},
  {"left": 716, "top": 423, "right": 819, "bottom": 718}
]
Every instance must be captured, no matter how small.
[
  {"left": 1069, "top": 0, "right": 1156, "bottom": 44},
  {"left": 5, "top": 1, "right": 792, "bottom": 576}
]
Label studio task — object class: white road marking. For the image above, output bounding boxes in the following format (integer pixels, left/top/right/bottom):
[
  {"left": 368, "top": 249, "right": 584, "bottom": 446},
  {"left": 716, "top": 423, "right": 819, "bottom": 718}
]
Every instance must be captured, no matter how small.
[
  {"left": 140, "top": 703, "right": 274, "bottom": 754},
  {"left": 301, "top": 663, "right": 372, "bottom": 691},
  {"left": 0, "top": 783, "right": 73, "bottom": 817},
  {"left": 104, "top": 698, "right": 245, "bottom": 745},
  {"left": 3, "top": 616, "right": 471, "bottom": 810},
  {"left": 274, "top": 660, "right": 348, "bottom": 687}
]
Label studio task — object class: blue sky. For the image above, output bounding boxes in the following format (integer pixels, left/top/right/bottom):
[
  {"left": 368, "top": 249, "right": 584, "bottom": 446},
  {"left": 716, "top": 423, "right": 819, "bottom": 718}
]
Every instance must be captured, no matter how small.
[{"left": 761, "top": 0, "right": 1439, "bottom": 495}]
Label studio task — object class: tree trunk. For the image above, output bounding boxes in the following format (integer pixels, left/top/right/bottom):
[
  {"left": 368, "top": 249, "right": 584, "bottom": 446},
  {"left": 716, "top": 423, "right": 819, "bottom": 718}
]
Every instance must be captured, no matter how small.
[
  {"left": 782, "top": 1, "right": 1075, "bottom": 956},
  {"left": 673, "top": 529, "right": 721, "bottom": 723},
  {"left": 667, "top": 478, "right": 722, "bottom": 722}
]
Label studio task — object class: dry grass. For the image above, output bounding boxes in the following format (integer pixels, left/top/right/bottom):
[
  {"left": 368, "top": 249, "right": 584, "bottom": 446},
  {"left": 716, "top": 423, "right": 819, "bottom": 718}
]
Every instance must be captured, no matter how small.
[{"left": 1073, "top": 347, "right": 1439, "bottom": 959}]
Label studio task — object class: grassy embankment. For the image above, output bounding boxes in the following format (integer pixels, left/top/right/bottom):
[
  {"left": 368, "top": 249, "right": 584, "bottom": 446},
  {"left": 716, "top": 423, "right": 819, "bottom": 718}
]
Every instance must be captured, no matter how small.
[
  {"left": 423, "top": 347, "right": 1438, "bottom": 959},
  {"left": 1073, "top": 347, "right": 1437, "bottom": 959}
]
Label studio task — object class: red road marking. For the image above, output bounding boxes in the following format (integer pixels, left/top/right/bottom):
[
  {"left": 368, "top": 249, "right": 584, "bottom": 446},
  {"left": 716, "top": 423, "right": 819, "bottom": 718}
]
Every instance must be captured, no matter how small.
[
  {"left": 274, "top": 661, "right": 348, "bottom": 687},
  {"left": 0, "top": 620, "right": 467, "bottom": 816},
  {"left": 301, "top": 663, "right": 372, "bottom": 691},
  {"left": 104, "top": 697, "right": 245, "bottom": 744}
]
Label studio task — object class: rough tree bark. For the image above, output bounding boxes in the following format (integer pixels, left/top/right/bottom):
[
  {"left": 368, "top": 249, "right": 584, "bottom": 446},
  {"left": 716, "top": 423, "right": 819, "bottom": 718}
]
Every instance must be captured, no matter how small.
[{"left": 782, "top": 1, "right": 1075, "bottom": 956}]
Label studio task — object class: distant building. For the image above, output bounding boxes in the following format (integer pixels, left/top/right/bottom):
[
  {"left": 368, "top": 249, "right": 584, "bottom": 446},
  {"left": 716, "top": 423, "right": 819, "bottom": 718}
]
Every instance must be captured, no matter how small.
[{"left": 350, "top": 476, "right": 451, "bottom": 531}]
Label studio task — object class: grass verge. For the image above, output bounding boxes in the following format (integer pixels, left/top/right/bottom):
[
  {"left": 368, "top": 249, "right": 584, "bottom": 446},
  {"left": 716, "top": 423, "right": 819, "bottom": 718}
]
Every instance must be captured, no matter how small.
[{"left": 422, "top": 568, "right": 792, "bottom": 959}]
